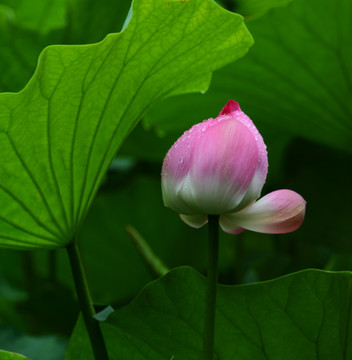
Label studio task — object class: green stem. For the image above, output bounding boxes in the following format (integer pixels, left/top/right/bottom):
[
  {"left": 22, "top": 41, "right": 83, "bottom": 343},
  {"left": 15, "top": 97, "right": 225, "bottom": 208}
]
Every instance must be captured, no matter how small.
[
  {"left": 202, "top": 215, "right": 219, "bottom": 360},
  {"left": 125, "top": 225, "right": 169, "bottom": 278},
  {"left": 233, "top": 233, "right": 244, "bottom": 285},
  {"left": 66, "top": 242, "right": 109, "bottom": 360}
]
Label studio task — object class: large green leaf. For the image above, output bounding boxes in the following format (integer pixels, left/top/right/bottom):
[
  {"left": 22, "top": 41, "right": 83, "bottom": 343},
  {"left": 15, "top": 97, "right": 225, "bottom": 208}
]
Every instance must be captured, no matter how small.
[
  {"left": 0, "top": 0, "right": 253, "bottom": 250},
  {"left": 146, "top": 0, "right": 352, "bottom": 152},
  {"left": 66, "top": 267, "right": 352, "bottom": 359}
]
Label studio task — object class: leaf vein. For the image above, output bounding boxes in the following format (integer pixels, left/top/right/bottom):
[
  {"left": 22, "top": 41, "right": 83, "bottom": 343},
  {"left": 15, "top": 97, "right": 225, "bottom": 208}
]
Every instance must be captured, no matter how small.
[
  {"left": 46, "top": 71, "right": 72, "bottom": 234},
  {"left": 0, "top": 184, "right": 62, "bottom": 239},
  {"left": 7, "top": 134, "right": 66, "bottom": 241}
]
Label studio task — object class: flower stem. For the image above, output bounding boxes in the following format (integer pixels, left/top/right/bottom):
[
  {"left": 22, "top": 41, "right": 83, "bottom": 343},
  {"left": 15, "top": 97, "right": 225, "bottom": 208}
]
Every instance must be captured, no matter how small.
[
  {"left": 66, "top": 242, "right": 109, "bottom": 360},
  {"left": 202, "top": 215, "right": 219, "bottom": 360}
]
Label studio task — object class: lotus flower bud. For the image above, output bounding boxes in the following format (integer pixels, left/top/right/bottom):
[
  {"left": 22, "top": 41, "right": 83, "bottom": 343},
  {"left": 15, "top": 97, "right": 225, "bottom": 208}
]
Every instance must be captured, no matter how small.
[{"left": 161, "top": 100, "right": 306, "bottom": 234}]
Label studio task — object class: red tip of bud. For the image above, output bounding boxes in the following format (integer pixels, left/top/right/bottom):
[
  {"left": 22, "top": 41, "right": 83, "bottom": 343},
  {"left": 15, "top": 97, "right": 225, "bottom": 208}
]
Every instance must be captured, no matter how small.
[{"left": 219, "top": 100, "right": 241, "bottom": 116}]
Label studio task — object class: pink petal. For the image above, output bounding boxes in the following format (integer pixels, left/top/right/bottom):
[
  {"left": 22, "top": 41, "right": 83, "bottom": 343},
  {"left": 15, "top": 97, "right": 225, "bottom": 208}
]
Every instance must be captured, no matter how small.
[
  {"left": 220, "top": 100, "right": 268, "bottom": 209},
  {"left": 162, "top": 100, "right": 268, "bottom": 216},
  {"left": 188, "top": 116, "right": 259, "bottom": 214},
  {"left": 162, "top": 110, "right": 259, "bottom": 214},
  {"left": 180, "top": 214, "right": 208, "bottom": 228},
  {"left": 220, "top": 190, "right": 306, "bottom": 234},
  {"left": 161, "top": 116, "right": 225, "bottom": 214},
  {"left": 161, "top": 127, "right": 200, "bottom": 214}
]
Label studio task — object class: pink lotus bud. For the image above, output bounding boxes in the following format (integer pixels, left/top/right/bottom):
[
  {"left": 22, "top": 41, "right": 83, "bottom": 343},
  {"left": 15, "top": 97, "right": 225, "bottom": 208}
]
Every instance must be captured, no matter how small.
[{"left": 161, "top": 100, "right": 306, "bottom": 234}]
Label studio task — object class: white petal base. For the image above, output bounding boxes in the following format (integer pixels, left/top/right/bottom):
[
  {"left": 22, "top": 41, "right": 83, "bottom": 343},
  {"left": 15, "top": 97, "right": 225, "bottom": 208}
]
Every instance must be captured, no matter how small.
[{"left": 180, "top": 214, "right": 208, "bottom": 229}]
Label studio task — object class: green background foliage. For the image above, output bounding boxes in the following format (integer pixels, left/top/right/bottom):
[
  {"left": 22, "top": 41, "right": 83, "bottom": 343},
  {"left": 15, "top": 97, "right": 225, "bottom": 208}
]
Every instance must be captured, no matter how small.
[{"left": 0, "top": 0, "right": 352, "bottom": 358}]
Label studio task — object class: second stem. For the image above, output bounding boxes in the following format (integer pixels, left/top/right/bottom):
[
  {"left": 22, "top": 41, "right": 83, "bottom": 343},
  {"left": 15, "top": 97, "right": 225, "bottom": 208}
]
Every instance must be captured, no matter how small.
[{"left": 202, "top": 214, "right": 219, "bottom": 360}]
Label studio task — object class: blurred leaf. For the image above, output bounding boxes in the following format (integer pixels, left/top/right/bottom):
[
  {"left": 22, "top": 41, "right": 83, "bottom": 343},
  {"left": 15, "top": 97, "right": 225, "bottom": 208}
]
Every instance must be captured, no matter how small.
[
  {"left": 65, "top": 0, "right": 131, "bottom": 43},
  {"left": 0, "top": 251, "right": 78, "bottom": 336},
  {"left": 0, "top": 0, "right": 253, "bottom": 250},
  {"left": 0, "top": 0, "right": 66, "bottom": 33},
  {"left": 0, "top": 0, "right": 131, "bottom": 93},
  {"left": 0, "top": 327, "right": 66, "bottom": 360},
  {"left": 0, "top": 349, "right": 29, "bottom": 360},
  {"left": 282, "top": 139, "right": 352, "bottom": 253},
  {"left": 146, "top": 0, "right": 352, "bottom": 153},
  {"left": 15, "top": 281, "right": 78, "bottom": 336},
  {"left": 66, "top": 267, "right": 352, "bottom": 359},
  {"left": 119, "top": 123, "right": 176, "bottom": 162},
  {"left": 0, "top": 6, "right": 60, "bottom": 93},
  {"left": 217, "top": 0, "right": 291, "bottom": 20},
  {"left": 0, "top": 250, "right": 27, "bottom": 298}
]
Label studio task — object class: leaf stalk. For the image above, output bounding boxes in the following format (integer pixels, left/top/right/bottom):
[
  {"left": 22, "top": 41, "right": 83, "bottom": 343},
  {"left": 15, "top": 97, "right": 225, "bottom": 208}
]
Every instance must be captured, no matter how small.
[{"left": 66, "top": 242, "right": 109, "bottom": 360}]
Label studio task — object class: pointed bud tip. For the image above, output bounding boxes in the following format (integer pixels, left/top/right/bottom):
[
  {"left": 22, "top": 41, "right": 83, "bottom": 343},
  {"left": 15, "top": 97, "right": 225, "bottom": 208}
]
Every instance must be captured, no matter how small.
[{"left": 219, "top": 100, "right": 241, "bottom": 116}]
